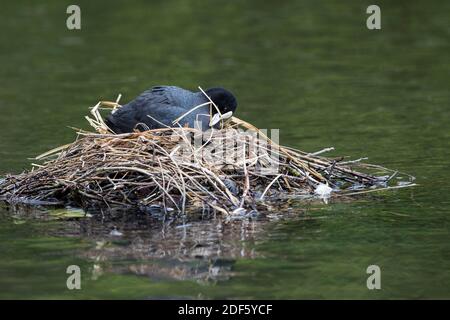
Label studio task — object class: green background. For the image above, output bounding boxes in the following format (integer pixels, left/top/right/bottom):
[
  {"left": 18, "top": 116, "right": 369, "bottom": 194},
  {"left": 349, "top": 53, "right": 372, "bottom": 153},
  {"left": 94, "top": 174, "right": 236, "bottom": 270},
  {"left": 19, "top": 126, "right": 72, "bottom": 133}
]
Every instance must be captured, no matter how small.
[{"left": 0, "top": 0, "right": 449, "bottom": 299}]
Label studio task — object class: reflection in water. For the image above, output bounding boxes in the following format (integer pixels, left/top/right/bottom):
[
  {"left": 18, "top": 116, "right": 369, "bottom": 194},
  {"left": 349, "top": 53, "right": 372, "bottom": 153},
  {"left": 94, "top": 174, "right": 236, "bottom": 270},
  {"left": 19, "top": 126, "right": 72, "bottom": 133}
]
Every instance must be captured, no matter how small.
[
  {"left": 83, "top": 213, "right": 270, "bottom": 281},
  {"left": 1, "top": 0, "right": 449, "bottom": 299},
  {"left": 81, "top": 212, "right": 263, "bottom": 283},
  {"left": 8, "top": 205, "right": 287, "bottom": 283}
]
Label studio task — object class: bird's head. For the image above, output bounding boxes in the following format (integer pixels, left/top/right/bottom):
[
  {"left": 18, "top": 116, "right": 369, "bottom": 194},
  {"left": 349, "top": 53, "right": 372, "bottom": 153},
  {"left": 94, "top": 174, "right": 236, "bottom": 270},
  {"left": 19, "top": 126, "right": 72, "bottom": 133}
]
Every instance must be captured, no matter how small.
[{"left": 205, "top": 87, "right": 237, "bottom": 115}]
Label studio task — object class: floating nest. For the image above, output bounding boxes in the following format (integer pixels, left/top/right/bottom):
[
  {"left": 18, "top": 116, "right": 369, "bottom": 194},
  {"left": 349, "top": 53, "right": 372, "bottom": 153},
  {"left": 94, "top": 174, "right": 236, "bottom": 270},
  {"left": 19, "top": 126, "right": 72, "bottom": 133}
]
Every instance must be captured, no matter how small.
[{"left": 0, "top": 96, "right": 415, "bottom": 215}]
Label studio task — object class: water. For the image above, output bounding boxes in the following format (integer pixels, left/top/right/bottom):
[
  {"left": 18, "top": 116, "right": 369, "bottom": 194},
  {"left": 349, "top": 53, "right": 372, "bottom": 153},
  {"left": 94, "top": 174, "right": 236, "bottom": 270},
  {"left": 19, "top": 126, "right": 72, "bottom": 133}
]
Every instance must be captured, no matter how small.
[{"left": 0, "top": 0, "right": 449, "bottom": 299}]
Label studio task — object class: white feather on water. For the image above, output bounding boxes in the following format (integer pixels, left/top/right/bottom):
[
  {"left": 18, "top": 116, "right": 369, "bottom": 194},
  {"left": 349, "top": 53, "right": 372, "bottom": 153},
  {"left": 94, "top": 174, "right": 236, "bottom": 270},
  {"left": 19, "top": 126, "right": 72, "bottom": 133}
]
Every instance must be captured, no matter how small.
[
  {"left": 109, "top": 228, "right": 123, "bottom": 237},
  {"left": 314, "top": 183, "right": 333, "bottom": 203}
]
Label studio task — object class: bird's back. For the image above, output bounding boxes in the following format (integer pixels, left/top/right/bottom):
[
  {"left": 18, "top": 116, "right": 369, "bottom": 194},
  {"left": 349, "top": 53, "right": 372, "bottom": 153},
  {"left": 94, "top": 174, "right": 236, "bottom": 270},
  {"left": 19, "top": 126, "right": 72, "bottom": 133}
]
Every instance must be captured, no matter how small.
[{"left": 105, "top": 86, "right": 211, "bottom": 133}]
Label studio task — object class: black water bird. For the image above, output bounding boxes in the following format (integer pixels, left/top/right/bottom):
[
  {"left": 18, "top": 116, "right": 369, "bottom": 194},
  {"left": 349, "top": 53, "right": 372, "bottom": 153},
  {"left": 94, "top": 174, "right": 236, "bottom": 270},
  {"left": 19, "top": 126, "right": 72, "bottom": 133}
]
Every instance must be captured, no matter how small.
[{"left": 105, "top": 86, "right": 237, "bottom": 133}]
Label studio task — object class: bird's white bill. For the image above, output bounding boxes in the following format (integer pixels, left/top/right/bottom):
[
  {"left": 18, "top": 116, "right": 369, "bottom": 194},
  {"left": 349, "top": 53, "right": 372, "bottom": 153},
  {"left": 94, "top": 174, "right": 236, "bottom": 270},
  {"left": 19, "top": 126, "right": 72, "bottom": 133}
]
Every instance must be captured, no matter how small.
[
  {"left": 221, "top": 111, "right": 233, "bottom": 120},
  {"left": 209, "top": 111, "right": 233, "bottom": 127},
  {"left": 209, "top": 113, "right": 221, "bottom": 126}
]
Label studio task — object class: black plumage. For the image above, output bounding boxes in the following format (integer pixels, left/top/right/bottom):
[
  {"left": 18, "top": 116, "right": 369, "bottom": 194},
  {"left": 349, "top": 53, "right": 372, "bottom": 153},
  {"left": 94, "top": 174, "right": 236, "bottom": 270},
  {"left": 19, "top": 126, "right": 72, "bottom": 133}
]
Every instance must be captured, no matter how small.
[{"left": 105, "top": 86, "right": 237, "bottom": 133}]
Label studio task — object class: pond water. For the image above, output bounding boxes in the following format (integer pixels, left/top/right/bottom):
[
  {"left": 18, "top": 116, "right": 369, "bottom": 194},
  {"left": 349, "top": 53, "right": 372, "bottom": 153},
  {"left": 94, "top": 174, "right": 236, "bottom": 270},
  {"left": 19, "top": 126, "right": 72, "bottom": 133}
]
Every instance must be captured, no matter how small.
[{"left": 0, "top": 0, "right": 449, "bottom": 299}]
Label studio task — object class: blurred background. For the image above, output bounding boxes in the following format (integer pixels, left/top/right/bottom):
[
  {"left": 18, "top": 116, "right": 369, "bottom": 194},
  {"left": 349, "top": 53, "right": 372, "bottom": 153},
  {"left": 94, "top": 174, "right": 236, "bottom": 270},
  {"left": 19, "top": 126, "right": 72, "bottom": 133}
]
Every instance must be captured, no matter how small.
[{"left": 0, "top": 0, "right": 449, "bottom": 299}]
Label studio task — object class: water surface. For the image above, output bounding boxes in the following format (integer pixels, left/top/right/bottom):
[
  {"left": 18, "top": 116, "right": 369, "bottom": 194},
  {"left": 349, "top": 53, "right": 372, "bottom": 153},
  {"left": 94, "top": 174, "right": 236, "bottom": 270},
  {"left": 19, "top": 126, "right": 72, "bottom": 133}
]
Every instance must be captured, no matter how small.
[{"left": 0, "top": 0, "right": 449, "bottom": 299}]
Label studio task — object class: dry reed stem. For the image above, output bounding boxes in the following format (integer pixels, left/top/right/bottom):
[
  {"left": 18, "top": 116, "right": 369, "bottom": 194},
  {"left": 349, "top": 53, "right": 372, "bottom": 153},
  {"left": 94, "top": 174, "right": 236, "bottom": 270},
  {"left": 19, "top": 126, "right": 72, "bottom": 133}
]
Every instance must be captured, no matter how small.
[{"left": 0, "top": 97, "right": 413, "bottom": 214}]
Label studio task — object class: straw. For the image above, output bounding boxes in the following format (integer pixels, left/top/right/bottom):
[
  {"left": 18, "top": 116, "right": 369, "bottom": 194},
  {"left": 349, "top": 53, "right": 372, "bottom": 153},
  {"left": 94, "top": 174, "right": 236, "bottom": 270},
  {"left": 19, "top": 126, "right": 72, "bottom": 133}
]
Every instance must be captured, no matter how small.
[{"left": 0, "top": 98, "right": 415, "bottom": 214}]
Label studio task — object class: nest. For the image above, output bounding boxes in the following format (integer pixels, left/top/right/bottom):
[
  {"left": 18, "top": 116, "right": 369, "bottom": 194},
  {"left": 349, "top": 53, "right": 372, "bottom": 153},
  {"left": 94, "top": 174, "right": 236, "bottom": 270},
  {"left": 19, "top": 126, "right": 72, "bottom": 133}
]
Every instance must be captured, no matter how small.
[{"left": 0, "top": 96, "right": 415, "bottom": 215}]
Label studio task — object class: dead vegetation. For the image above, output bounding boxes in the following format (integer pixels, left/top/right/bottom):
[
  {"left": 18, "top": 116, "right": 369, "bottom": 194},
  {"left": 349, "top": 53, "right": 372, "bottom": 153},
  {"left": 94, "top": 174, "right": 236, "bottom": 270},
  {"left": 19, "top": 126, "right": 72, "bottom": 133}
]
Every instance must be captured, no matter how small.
[{"left": 0, "top": 93, "right": 415, "bottom": 214}]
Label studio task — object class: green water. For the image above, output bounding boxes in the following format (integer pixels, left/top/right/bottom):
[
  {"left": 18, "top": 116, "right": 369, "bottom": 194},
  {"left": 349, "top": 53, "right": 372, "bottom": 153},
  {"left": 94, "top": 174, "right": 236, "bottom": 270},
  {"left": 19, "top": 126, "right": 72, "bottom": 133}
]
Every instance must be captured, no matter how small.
[{"left": 0, "top": 0, "right": 449, "bottom": 299}]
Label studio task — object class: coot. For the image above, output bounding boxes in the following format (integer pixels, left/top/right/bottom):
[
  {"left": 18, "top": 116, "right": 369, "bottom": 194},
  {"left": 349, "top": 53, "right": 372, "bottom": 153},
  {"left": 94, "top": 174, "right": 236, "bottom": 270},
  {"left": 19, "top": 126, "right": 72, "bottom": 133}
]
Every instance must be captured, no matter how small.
[{"left": 105, "top": 86, "right": 237, "bottom": 133}]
